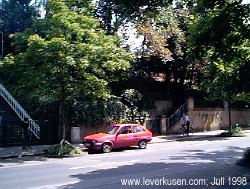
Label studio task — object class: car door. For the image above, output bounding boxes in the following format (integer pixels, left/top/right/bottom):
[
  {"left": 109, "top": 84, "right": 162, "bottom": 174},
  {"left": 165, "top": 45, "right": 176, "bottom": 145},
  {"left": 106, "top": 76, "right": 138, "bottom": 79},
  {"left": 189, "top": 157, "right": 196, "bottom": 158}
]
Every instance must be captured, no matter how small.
[{"left": 114, "top": 126, "right": 133, "bottom": 148}]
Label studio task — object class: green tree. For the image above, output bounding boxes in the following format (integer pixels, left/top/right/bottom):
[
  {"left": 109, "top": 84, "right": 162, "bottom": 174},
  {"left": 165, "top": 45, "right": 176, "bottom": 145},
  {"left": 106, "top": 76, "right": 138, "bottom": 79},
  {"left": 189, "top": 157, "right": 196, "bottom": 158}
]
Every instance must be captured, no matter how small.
[
  {"left": 0, "top": 0, "right": 133, "bottom": 142},
  {"left": 96, "top": 0, "right": 169, "bottom": 34},
  {"left": 188, "top": 0, "right": 250, "bottom": 129},
  {"left": 97, "top": 1, "right": 191, "bottom": 108},
  {"left": 0, "top": 0, "right": 39, "bottom": 56}
]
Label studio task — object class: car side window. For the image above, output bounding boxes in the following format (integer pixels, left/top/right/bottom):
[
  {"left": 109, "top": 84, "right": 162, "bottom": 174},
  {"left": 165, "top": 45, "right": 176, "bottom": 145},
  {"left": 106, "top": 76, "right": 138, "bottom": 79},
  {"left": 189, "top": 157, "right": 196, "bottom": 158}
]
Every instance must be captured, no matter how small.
[
  {"left": 119, "top": 126, "right": 132, "bottom": 134},
  {"left": 132, "top": 125, "right": 145, "bottom": 133}
]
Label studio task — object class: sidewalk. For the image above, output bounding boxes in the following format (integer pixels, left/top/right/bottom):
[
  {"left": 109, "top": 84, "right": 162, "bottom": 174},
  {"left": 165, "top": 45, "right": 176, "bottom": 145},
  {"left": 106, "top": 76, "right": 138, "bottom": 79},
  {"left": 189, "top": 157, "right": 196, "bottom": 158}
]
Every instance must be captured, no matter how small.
[
  {"left": 0, "top": 130, "right": 243, "bottom": 159},
  {"left": 152, "top": 129, "right": 226, "bottom": 143}
]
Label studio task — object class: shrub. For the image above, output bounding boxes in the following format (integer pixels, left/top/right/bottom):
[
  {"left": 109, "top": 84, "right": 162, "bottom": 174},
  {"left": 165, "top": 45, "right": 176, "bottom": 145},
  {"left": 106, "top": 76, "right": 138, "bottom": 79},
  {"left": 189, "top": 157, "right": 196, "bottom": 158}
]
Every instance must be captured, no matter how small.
[
  {"left": 236, "top": 148, "right": 250, "bottom": 167},
  {"left": 243, "top": 148, "right": 250, "bottom": 162},
  {"left": 231, "top": 126, "right": 244, "bottom": 136},
  {"left": 46, "top": 144, "right": 84, "bottom": 157},
  {"left": 219, "top": 125, "right": 244, "bottom": 137}
]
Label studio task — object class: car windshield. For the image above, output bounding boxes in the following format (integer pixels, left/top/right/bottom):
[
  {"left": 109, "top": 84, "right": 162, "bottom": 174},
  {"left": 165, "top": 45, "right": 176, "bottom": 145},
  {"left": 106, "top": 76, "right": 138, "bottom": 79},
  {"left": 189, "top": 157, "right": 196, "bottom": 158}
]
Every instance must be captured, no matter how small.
[{"left": 105, "top": 125, "right": 120, "bottom": 135}]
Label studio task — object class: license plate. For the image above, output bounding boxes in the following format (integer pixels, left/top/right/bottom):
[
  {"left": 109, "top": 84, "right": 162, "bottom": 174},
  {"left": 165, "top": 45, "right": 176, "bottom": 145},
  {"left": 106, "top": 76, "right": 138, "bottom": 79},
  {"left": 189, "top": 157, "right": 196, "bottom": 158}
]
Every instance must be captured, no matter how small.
[{"left": 85, "top": 143, "right": 90, "bottom": 147}]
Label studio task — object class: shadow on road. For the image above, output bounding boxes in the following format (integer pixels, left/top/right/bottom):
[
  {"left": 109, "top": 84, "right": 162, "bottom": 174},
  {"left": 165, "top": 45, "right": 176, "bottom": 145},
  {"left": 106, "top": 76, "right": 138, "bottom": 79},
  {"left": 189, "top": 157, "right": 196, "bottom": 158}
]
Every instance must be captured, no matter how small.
[{"left": 60, "top": 146, "right": 250, "bottom": 189}]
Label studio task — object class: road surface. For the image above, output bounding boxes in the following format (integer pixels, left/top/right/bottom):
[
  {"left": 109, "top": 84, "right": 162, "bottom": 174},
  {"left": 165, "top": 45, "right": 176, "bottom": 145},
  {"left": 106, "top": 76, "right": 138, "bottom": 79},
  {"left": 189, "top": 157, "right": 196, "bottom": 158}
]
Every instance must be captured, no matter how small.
[{"left": 1, "top": 135, "right": 250, "bottom": 189}]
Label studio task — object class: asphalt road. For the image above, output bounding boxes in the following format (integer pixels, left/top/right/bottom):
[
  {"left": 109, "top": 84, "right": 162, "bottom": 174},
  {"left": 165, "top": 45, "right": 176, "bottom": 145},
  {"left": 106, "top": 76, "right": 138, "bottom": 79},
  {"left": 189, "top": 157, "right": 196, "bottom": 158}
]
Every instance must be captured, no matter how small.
[{"left": 1, "top": 135, "right": 250, "bottom": 189}]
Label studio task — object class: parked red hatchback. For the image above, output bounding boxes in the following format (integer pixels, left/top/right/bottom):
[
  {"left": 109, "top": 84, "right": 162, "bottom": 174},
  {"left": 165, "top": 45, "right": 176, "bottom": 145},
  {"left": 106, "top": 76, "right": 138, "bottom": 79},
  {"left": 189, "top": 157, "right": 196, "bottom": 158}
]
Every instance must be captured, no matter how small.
[{"left": 83, "top": 123, "right": 152, "bottom": 153}]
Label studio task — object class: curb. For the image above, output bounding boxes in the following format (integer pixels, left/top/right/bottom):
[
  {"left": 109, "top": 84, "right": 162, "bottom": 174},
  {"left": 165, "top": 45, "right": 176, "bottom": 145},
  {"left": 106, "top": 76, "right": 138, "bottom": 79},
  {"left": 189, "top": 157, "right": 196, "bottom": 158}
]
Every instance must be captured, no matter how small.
[
  {"left": 0, "top": 152, "right": 46, "bottom": 159},
  {"left": 151, "top": 134, "right": 219, "bottom": 143},
  {"left": 0, "top": 146, "right": 50, "bottom": 159}
]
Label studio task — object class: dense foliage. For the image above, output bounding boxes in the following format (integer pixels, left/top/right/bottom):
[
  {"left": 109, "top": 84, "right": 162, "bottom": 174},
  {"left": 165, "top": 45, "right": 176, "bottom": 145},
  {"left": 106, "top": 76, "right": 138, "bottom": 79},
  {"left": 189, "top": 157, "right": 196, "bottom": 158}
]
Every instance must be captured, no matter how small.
[
  {"left": 188, "top": 0, "right": 250, "bottom": 103},
  {"left": 96, "top": 0, "right": 170, "bottom": 34},
  {"left": 0, "top": 0, "right": 133, "bottom": 140},
  {"left": 103, "top": 1, "right": 192, "bottom": 110},
  {"left": 0, "top": 0, "right": 249, "bottom": 141},
  {"left": 0, "top": 0, "right": 39, "bottom": 55}
]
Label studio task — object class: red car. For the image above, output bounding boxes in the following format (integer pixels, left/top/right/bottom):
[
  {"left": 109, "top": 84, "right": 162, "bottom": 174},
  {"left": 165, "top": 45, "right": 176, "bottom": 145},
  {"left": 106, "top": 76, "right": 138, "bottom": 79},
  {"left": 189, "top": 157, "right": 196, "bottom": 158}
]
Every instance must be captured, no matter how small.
[{"left": 83, "top": 123, "right": 152, "bottom": 153}]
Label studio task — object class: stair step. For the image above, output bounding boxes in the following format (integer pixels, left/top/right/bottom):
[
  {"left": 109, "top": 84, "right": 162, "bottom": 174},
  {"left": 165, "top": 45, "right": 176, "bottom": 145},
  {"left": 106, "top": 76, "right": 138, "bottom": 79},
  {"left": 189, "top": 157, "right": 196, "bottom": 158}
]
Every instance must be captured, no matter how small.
[{"left": 0, "top": 84, "right": 40, "bottom": 139}]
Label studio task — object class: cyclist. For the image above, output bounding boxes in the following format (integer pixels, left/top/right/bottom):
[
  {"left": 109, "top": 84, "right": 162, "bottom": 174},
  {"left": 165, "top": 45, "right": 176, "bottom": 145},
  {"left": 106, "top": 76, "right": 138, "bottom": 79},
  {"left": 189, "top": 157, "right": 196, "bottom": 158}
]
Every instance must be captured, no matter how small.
[{"left": 181, "top": 113, "right": 190, "bottom": 136}]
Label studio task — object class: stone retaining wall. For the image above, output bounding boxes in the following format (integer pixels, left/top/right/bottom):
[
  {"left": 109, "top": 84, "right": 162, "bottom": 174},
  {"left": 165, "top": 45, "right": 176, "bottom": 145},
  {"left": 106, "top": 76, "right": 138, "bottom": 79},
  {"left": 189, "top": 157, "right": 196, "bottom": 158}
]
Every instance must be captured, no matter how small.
[{"left": 161, "top": 97, "right": 250, "bottom": 134}]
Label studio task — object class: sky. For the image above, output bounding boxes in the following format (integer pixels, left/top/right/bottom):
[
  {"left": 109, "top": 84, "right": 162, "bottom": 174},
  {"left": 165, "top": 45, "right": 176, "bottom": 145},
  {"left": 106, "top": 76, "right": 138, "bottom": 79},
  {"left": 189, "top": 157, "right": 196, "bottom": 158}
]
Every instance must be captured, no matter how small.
[{"left": 242, "top": 0, "right": 250, "bottom": 4}]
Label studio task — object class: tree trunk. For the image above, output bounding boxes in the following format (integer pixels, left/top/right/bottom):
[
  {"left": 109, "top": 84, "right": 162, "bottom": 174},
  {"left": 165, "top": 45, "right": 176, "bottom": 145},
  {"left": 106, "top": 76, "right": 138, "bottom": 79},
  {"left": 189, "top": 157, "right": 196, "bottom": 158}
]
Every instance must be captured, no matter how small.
[
  {"left": 228, "top": 104, "right": 232, "bottom": 132},
  {"left": 58, "top": 103, "right": 65, "bottom": 142}
]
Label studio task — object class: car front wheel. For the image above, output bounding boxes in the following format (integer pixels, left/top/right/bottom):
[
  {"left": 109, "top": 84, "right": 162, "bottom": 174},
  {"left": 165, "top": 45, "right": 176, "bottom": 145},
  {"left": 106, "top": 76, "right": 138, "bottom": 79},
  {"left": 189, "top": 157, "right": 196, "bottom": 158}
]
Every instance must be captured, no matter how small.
[
  {"left": 102, "top": 143, "right": 112, "bottom": 153},
  {"left": 138, "top": 140, "right": 147, "bottom": 149}
]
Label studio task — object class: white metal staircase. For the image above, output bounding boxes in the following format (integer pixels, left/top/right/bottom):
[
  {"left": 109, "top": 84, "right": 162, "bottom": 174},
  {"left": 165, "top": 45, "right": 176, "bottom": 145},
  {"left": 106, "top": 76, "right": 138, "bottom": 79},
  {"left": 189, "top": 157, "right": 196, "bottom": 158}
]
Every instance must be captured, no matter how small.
[{"left": 0, "top": 84, "right": 40, "bottom": 139}]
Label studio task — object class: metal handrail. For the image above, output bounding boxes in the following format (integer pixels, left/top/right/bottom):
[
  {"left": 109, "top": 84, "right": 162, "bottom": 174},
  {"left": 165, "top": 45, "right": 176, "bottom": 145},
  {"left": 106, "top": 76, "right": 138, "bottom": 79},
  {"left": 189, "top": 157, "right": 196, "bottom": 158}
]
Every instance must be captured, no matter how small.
[
  {"left": 0, "top": 84, "right": 40, "bottom": 139},
  {"left": 166, "top": 103, "right": 187, "bottom": 129}
]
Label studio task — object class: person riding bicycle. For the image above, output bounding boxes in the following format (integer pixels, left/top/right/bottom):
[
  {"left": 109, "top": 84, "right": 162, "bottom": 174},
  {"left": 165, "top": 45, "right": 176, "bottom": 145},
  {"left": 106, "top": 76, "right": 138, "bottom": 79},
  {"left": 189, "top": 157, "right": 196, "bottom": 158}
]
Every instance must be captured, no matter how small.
[{"left": 181, "top": 113, "right": 190, "bottom": 136}]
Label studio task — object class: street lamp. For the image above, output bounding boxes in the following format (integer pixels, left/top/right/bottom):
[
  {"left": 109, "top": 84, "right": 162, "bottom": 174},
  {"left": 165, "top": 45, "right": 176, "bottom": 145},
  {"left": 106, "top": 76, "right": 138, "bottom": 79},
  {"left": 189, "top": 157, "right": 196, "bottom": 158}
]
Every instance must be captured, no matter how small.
[{"left": 0, "top": 31, "right": 3, "bottom": 59}]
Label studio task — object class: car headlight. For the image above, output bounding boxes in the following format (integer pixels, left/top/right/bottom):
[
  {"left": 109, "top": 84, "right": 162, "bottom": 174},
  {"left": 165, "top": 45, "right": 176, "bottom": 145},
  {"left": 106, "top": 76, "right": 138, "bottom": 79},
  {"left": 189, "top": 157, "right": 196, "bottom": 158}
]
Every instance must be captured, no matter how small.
[{"left": 92, "top": 140, "right": 98, "bottom": 143}]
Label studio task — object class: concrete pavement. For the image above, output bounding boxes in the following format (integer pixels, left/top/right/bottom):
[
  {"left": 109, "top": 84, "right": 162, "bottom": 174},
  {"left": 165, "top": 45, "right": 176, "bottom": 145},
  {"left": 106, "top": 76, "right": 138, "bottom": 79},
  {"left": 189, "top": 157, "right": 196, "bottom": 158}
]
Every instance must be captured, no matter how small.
[{"left": 0, "top": 130, "right": 242, "bottom": 159}]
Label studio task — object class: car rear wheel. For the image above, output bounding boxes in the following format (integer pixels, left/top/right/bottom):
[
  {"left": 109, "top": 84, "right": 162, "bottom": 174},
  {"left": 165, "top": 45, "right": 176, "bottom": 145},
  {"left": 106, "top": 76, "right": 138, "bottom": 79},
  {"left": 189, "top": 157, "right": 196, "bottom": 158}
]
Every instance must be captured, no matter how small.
[
  {"left": 102, "top": 143, "right": 112, "bottom": 153},
  {"left": 138, "top": 140, "right": 147, "bottom": 149}
]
